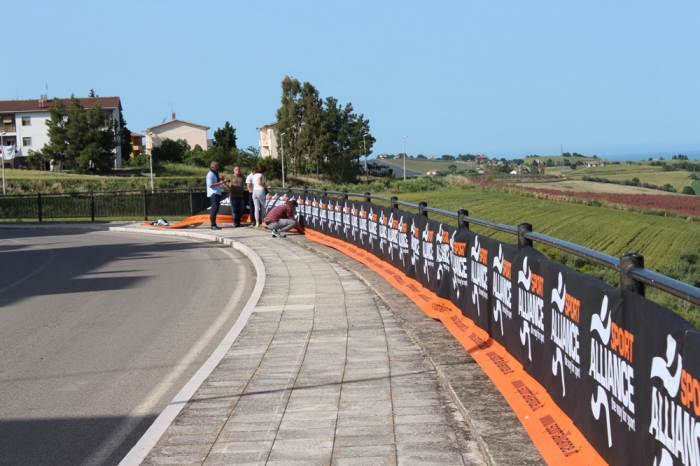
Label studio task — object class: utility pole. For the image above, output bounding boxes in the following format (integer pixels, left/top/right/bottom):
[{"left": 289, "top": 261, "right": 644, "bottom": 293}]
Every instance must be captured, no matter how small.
[{"left": 402, "top": 135, "right": 408, "bottom": 181}]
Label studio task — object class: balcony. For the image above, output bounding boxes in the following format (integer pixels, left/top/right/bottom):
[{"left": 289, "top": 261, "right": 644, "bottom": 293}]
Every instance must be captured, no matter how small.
[{"left": 0, "top": 125, "right": 16, "bottom": 133}]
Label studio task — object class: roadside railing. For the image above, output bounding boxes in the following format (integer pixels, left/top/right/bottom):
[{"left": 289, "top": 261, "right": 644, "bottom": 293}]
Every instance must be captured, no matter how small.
[
  {"left": 274, "top": 186, "right": 700, "bottom": 307},
  {"left": 0, "top": 188, "right": 209, "bottom": 221}
]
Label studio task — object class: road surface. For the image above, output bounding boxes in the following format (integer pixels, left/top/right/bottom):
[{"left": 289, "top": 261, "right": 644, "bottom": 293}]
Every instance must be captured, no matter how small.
[{"left": 0, "top": 229, "right": 253, "bottom": 466}]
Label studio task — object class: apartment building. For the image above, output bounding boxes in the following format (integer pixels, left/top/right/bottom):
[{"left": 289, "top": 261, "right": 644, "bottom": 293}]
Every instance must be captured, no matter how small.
[{"left": 0, "top": 96, "right": 123, "bottom": 167}]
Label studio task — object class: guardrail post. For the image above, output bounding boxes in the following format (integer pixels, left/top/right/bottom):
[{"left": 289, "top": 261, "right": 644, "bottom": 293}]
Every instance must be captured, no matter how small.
[
  {"left": 90, "top": 190, "right": 95, "bottom": 222},
  {"left": 189, "top": 187, "right": 194, "bottom": 216},
  {"left": 322, "top": 188, "right": 327, "bottom": 197},
  {"left": 37, "top": 193, "right": 42, "bottom": 222},
  {"left": 457, "top": 209, "right": 469, "bottom": 230},
  {"left": 620, "top": 253, "right": 645, "bottom": 297},
  {"left": 143, "top": 187, "right": 148, "bottom": 221},
  {"left": 364, "top": 192, "right": 371, "bottom": 203},
  {"left": 418, "top": 201, "right": 428, "bottom": 218},
  {"left": 343, "top": 190, "right": 349, "bottom": 200},
  {"left": 390, "top": 196, "right": 398, "bottom": 210},
  {"left": 303, "top": 186, "right": 308, "bottom": 195},
  {"left": 518, "top": 223, "right": 533, "bottom": 249}
]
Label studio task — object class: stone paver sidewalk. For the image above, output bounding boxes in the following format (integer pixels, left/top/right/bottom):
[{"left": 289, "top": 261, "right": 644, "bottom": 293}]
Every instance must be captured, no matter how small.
[{"left": 141, "top": 228, "right": 485, "bottom": 465}]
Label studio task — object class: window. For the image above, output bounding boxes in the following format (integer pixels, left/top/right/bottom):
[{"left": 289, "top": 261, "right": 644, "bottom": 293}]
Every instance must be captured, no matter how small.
[
  {"left": 21, "top": 116, "right": 31, "bottom": 126},
  {"left": 23, "top": 137, "right": 32, "bottom": 147}
]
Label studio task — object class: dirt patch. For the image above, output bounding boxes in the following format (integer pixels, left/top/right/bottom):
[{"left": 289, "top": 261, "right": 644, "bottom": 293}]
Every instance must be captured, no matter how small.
[{"left": 517, "top": 180, "right": 678, "bottom": 195}]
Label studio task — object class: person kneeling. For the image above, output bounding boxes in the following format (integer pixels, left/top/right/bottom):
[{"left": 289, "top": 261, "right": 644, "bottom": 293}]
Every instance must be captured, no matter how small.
[{"left": 264, "top": 200, "right": 305, "bottom": 238}]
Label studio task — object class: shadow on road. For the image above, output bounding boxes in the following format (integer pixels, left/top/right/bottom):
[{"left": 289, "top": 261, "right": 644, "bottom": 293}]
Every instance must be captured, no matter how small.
[
  {"left": 0, "top": 415, "right": 158, "bottom": 466},
  {"left": 0, "top": 230, "right": 230, "bottom": 307}
]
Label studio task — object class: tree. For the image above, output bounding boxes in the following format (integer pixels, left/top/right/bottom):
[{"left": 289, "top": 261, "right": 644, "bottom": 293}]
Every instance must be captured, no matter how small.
[
  {"left": 275, "top": 77, "right": 374, "bottom": 182},
  {"left": 44, "top": 96, "right": 118, "bottom": 173},
  {"left": 213, "top": 122, "right": 237, "bottom": 152},
  {"left": 417, "top": 154, "right": 426, "bottom": 159},
  {"left": 237, "top": 146, "right": 260, "bottom": 172},
  {"left": 276, "top": 77, "right": 322, "bottom": 175},
  {"left": 117, "top": 108, "right": 131, "bottom": 165},
  {"left": 682, "top": 186, "right": 696, "bottom": 195},
  {"left": 152, "top": 138, "right": 190, "bottom": 164},
  {"left": 44, "top": 98, "right": 69, "bottom": 170},
  {"left": 64, "top": 96, "right": 117, "bottom": 172}
]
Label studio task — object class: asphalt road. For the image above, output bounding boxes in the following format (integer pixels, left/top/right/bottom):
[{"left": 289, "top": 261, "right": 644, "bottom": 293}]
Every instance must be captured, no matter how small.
[
  {"left": 0, "top": 230, "right": 254, "bottom": 466},
  {"left": 371, "top": 159, "right": 422, "bottom": 177}
]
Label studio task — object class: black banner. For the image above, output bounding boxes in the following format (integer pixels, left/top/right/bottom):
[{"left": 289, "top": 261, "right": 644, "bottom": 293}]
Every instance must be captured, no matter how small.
[{"left": 292, "top": 192, "right": 700, "bottom": 466}]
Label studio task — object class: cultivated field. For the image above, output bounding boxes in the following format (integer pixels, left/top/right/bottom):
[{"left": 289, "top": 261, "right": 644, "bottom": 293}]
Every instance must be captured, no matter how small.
[
  {"left": 547, "top": 159, "right": 700, "bottom": 192},
  {"left": 517, "top": 180, "right": 679, "bottom": 195}
]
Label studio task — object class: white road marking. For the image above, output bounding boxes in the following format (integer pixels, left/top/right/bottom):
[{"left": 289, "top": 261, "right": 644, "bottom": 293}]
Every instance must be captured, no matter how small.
[{"left": 80, "top": 246, "right": 247, "bottom": 466}]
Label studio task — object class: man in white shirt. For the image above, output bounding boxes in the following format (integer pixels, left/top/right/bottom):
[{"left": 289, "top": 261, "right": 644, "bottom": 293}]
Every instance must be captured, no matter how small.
[{"left": 206, "top": 161, "right": 228, "bottom": 230}]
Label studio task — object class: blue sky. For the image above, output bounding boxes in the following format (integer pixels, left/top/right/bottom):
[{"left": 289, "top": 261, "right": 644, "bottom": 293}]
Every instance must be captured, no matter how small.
[{"left": 5, "top": 1, "right": 699, "bottom": 159}]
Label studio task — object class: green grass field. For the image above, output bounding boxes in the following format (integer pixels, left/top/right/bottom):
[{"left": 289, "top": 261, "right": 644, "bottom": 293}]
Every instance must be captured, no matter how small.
[
  {"left": 377, "top": 158, "right": 477, "bottom": 173},
  {"left": 381, "top": 187, "right": 699, "bottom": 270}
]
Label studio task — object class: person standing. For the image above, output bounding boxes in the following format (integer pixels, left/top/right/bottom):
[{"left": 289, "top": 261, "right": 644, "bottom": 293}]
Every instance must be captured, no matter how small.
[
  {"left": 245, "top": 167, "right": 257, "bottom": 226},
  {"left": 252, "top": 166, "right": 268, "bottom": 227},
  {"left": 265, "top": 200, "right": 305, "bottom": 238},
  {"left": 206, "top": 161, "right": 228, "bottom": 230},
  {"left": 226, "top": 165, "right": 246, "bottom": 227}
]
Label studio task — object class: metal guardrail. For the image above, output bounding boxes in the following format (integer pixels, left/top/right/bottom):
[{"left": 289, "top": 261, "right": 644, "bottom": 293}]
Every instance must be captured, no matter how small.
[
  {"left": 0, "top": 187, "right": 208, "bottom": 221},
  {"left": 275, "top": 186, "right": 700, "bottom": 307}
]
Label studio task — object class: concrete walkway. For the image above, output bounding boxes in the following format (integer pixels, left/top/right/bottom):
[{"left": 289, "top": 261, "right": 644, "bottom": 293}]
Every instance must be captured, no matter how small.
[
  {"left": 2, "top": 222, "right": 542, "bottom": 465},
  {"left": 132, "top": 226, "right": 467, "bottom": 465}
]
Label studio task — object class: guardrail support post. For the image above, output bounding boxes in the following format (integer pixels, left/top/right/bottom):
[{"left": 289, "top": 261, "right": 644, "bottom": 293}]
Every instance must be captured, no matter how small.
[
  {"left": 457, "top": 209, "right": 469, "bottom": 230},
  {"left": 620, "top": 253, "right": 645, "bottom": 297},
  {"left": 143, "top": 187, "right": 148, "bottom": 221},
  {"left": 90, "top": 190, "right": 95, "bottom": 222},
  {"left": 189, "top": 187, "right": 194, "bottom": 216},
  {"left": 303, "top": 186, "right": 308, "bottom": 195},
  {"left": 322, "top": 188, "right": 327, "bottom": 197},
  {"left": 38, "top": 193, "right": 42, "bottom": 222},
  {"left": 418, "top": 201, "right": 428, "bottom": 218},
  {"left": 518, "top": 223, "right": 533, "bottom": 249},
  {"left": 343, "top": 190, "right": 349, "bottom": 200},
  {"left": 364, "top": 192, "right": 371, "bottom": 203},
  {"left": 390, "top": 196, "right": 399, "bottom": 210}
]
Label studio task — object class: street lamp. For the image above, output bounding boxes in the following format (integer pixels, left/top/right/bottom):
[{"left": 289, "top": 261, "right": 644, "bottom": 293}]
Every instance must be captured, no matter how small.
[
  {"left": 280, "top": 132, "right": 286, "bottom": 188},
  {"left": 1, "top": 132, "right": 5, "bottom": 196},
  {"left": 402, "top": 135, "right": 408, "bottom": 181},
  {"left": 362, "top": 134, "right": 369, "bottom": 182},
  {"left": 146, "top": 132, "right": 154, "bottom": 192},
  {"left": 255, "top": 127, "right": 261, "bottom": 158}
]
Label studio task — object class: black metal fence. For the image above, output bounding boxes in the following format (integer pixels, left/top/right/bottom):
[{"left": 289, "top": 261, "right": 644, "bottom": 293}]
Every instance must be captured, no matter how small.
[
  {"left": 0, "top": 188, "right": 209, "bottom": 221},
  {"left": 274, "top": 187, "right": 700, "bottom": 308}
]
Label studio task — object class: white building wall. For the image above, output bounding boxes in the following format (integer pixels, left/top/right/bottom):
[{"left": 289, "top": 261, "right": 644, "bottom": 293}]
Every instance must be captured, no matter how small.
[
  {"left": 259, "top": 124, "right": 279, "bottom": 159},
  {"left": 13, "top": 112, "right": 50, "bottom": 157}
]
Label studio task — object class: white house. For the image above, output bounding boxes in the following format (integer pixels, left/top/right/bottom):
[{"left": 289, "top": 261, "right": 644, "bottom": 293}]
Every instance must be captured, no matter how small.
[
  {"left": 0, "top": 95, "right": 123, "bottom": 167},
  {"left": 258, "top": 122, "right": 279, "bottom": 158},
  {"left": 586, "top": 161, "right": 605, "bottom": 167},
  {"left": 144, "top": 117, "right": 209, "bottom": 153}
]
